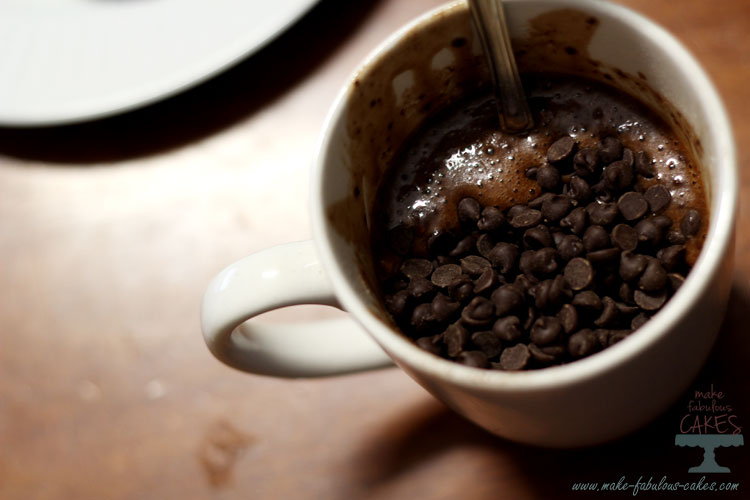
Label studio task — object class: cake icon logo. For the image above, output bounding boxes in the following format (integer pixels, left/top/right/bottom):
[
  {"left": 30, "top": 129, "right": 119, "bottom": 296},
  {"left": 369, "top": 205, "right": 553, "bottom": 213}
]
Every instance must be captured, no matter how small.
[{"left": 675, "top": 384, "right": 744, "bottom": 473}]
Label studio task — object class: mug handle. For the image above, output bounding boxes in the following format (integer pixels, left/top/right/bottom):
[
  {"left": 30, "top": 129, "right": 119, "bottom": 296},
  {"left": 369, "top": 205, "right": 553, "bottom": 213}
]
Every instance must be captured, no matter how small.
[{"left": 200, "top": 240, "right": 393, "bottom": 377}]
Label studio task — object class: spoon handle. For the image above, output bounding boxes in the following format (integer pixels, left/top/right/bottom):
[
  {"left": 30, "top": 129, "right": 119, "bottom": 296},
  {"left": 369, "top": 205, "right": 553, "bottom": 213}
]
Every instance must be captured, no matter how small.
[{"left": 469, "top": 0, "right": 534, "bottom": 133}]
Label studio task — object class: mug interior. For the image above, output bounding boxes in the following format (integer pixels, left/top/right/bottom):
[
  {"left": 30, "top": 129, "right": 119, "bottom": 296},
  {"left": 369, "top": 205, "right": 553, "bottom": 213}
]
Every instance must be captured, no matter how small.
[{"left": 312, "top": 0, "right": 735, "bottom": 389}]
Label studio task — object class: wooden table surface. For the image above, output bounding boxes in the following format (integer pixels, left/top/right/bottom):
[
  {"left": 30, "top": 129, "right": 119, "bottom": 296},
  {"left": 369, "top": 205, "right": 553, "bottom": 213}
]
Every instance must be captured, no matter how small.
[{"left": 1, "top": 1, "right": 748, "bottom": 499}]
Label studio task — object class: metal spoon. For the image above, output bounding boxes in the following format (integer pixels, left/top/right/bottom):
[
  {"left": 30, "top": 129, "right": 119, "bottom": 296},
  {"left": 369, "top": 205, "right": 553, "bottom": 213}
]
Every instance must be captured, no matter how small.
[{"left": 469, "top": 0, "right": 534, "bottom": 133}]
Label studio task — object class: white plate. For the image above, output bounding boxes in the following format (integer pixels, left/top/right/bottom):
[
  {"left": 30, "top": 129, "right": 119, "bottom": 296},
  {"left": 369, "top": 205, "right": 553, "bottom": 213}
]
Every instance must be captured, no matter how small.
[{"left": 0, "top": 0, "right": 320, "bottom": 127}]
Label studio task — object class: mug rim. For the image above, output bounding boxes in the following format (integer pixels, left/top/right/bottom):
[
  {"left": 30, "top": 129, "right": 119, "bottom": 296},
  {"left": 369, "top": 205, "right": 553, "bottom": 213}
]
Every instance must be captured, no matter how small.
[{"left": 311, "top": 0, "right": 737, "bottom": 392}]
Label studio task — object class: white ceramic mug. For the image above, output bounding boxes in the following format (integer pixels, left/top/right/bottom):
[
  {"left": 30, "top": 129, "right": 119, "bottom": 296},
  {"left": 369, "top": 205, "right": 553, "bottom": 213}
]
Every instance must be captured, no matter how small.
[{"left": 201, "top": 0, "right": 736, "bottom": 447}]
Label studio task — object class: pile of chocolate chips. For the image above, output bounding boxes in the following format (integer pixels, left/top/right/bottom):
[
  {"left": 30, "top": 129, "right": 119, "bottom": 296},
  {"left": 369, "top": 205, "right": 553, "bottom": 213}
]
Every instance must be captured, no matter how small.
[{"left": 382, "top": 135, "right": 702, "bottom": 370}]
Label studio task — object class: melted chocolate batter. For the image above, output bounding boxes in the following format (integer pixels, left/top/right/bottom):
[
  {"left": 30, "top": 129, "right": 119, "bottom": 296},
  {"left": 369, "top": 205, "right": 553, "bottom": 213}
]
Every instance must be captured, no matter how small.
[{"left": 372, "top": 73, "right": 707, "bottom": 269}]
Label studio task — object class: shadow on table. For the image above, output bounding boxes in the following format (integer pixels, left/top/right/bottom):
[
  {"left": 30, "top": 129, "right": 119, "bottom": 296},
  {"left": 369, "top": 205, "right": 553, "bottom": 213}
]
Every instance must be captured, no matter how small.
[
  {"left": 0, "top": 0, "right": 378, "bottom": 165},
  {"left": 345, "top": 277, "right": 750, "bottom": 500}
]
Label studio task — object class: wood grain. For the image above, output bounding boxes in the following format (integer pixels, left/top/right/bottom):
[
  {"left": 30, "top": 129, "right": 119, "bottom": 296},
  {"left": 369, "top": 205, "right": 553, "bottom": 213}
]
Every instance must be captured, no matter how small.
[{"left": 0, "top": 1, "right": 747, "bottom": 499}]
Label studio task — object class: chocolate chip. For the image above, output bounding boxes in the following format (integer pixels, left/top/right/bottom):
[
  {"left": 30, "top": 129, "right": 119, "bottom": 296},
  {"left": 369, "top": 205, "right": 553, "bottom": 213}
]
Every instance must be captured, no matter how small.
[
  {"left": 430, "top": 264, "right": 463, "bottom": 287},
  {"left": 444, "top": 268, "right": 469, "bottom": 290},
  {"left": 497, "top": 343, "right": 531, "bottom": 370},
  {"left": 587, "top": 248, "right": 621, "bottom": 265},
  {"left": 528, "top": 343, "right": 560, "bottom": 364},
  {"left": 457, "top": 350, "right": 490, "bottom": 368},
  {"left": 411, "top": 303, "right": 436, "bottom": 332},
  {"left": 592, "top": 183, "right": 614, "bottom": 202},
  {"left": 551, "top": 230, "right": 565, "bottom": 248},
  {"left": 416, "top": 335, "right": 443, "bottom": 356},
  {"left": 635, "top": 151, "right": 655, "bottom": 178},
  {"left": 568, "top": 329, "right": 598, "bottom": 358},
  {"left": 666, "top": 229, "right": 687, "bottom": 245},
  {"left": 541, "top": 344, "right": 565, "bottom": 360},
  {"left": 432, "top": 293, "right": 461, "bottom": 322},
  {"left": 557, "top": 234, "right": 585, "bottom": 261},
  {"left": 586, "top": 201, "right": 619, "bottom": 226},
  {"left": 611, "top": 223, "right": 638, "bottom": 251},
  {"left": 537, "top": 165, "right": 562, "bottom": 191},
  {"left": 594, "top": 296, "right": 618, "bottom": 327},
  {"left": 607, "top": 329, "right": 630, "bottom": 346},
  {"left": 522, "top": 305, "right": 537, "bottom": 331},
  {"left": 528, "top": 192, "right": 555, "bottom": 210},
  {"left": 557, "top": 303, "right": 579, "bottom": 334},
  {"left": 460, "top": 255, "right": 491, "bottom": 276},
  {"left": 400, "top": 258, "right": 433, "bottom": 279},
  {"left": 541, "top": 195, "right": 573, "bottom": 222},
  {"left": 507, "top": 204, "right": 528, "bottom": 219},
  {"left": 599, "top": 136, "right": 624, "bottom": 164},
  {"left": 599, "top": 265, "right": 621, "bottom": 291},
  {"left": 657, "top": 245, "right": 686, "bottom": 272},
  {"left": 461, "top": 296, "right": 495, "bottom": 327},
  {"left": 457, "top": 197, "right": 482, "bottom": 226},
  {"left": 619, "top": 251, "right": 648, "bottom": 282},
  {"left": 475, "top": 234, "right": 493, "bottom": 259},
  {"left": 523, "top": 225, "right": 553, "bottom": 249},
  {"left": 617, "top": 191, "right": 649, "bottom": 221},
  {"left": 451, "top": 281, "right": 475, "bottom": 303},
  {"left": 384, "top": 290, "right": 410, "bottom": 317},
  {"left": 631, "top": 312, "right": 649, "bottom": 330},
  {"left": 539, "top": 247, "right": 562, "bottom": 274},
  {"left": 487, "top": 242, "right": 519, "bottom": 273},
  {"left": 638, "top": 257, "right": 668, "bottom": 292},
  {"left": 593, "top": 328, "right": 611, "bottom": 347},
  {"left": 681, "top": 209, "right": 702, "bottom": 237},
  {"left": 547, "top": 136, "right": 577, "bottom": 164},
  {"left": 408, "top": 277, "right": 436, "bottom": 299},
  {"left": 619, "top": 282, "right": 634, "bottom": 304},
  {"left": 601, "top": 160, "right": 634, "bottom": 192},
  {"left": 668, "top": 273, "right": 685, "bottom": 292},
  {"left": 517, "top": 250, "right": 533, "bottom": 276},
  {"left": 444, "top": 323, "right": 469, "bottom": 357},
  {"left": 560, "top": 206, "right": 588, "bottom": 235},
  {"left": 491, "top": 284, "right": 526, "bottom": 316},
  {"left": 477, "top": 206, "right": 506, "bottom": 232},
  {"left": 616, "top": 161, "right": 635, "bottom": 188},
  {"left": 572, "top": 290, "right": 602, "bottom": 311},
  {"left": 492, "top": 316, "right": 522, "bottom": 342},
  {"left": 574, "top": 147, "right": 600, "bottom": 177},
  {"left": 471, "top": 331, "right": 503, "bottom": 357},
  {"left": 473, "top": 268, "right": 499, "bottom": 294},
  {"left": 477, "top": 233, "right": 495, "bottom": 259},
  {"left": 583, "top": 225, "right": 611, "bottom": 252},
  {"left": 520, "top": 248, "right": 560, "bottom": 276},
  {"left": 615, "top": 302, "right": 639, "bottom": 316},
  {"left": 532, "top": 275, "right": 569, "bottom": 310},
  {"left": 564, "top": 257, "right": 594, "bottom": 290},
  {"left": 644, "top": 185, "right": 671, "bottom": 213},
  {"left": 621, "top": 148, "right": 634, "bottom": 167},
  {"left": 530, "top": 316, "right": 562, "bottom": 346},
  {"left": 652, "top": 214, "right": 673, "bottom": 230},
  {"left": 449, "top": 234, "right": 477, "bottom": 257},
  {"left": 568, "top": 176, "right": 593, "bottom": 202},
  {"left": 510, "top": 207, "right": 543, "bottom": 229},
  {"left": 634, "top": 217, "right": 665, "bottom": 247},
  {"left": 633, "top": 289, "right": 667, "bottom": 311}
]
